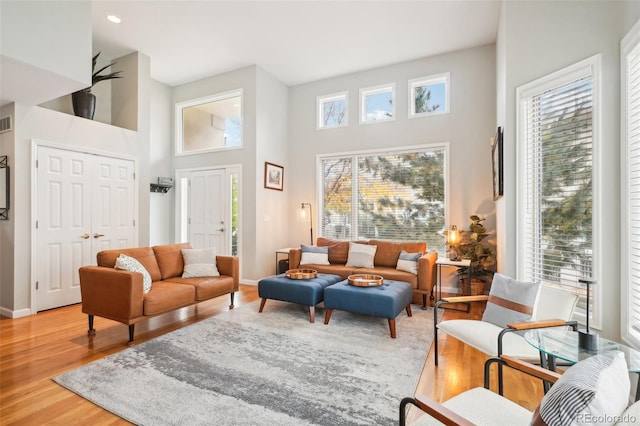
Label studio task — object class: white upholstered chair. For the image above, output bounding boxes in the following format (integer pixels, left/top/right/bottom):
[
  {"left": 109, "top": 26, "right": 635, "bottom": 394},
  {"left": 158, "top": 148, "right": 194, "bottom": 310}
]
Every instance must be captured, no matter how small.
[{"left": 433, "top": 276, "right": 579, "bottom": 393}]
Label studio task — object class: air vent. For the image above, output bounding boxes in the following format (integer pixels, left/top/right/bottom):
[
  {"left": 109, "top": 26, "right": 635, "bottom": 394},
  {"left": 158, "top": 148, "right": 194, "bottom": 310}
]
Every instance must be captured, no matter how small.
[{"left": 0, "top": 116, "right": 12, "bottom": 134}]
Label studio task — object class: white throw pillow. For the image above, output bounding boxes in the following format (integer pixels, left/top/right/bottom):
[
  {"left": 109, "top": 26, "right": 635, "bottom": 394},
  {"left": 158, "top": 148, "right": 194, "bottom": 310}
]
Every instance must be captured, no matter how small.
[
  {"left": 531, "top": 351, "right": 630, "bottom": 426},
  {"left": 345, "top": 242, "right": 377, "bottom": 268},
  {"left": 115, "top": 254, "right": 152, "bottom": 294},
  {"left": 299, "top": 244, "right": 330, "bottom": 265},
  {"left": 181, "top": 248, "right": 219, "bottom": 278},
  {"left": 481, "top": 273, "right": 539, "bottom": 328},
  {"left": 396, "top": 250, "right": 422, "bottom": 274}
]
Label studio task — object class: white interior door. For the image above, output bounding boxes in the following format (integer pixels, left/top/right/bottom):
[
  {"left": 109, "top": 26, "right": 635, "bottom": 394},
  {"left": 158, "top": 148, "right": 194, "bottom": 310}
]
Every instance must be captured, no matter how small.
[
  {"left": 36, "top": 146, "right": 136, "bottom": 311},
  {"left": 188, "top": 169, "right": 227, "bottom": 253}
]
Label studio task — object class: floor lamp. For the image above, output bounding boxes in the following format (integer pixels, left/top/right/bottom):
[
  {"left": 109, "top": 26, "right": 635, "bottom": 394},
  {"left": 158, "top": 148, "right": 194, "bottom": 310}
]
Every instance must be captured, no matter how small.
[{"left": 298, "top": 203, "right": 313, "bottom": 245}]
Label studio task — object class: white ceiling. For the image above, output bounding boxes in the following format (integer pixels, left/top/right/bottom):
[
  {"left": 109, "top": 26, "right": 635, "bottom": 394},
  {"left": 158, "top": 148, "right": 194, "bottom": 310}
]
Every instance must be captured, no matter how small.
[{"left": 92, "top": 0, "right": 502, "bottom": 88}]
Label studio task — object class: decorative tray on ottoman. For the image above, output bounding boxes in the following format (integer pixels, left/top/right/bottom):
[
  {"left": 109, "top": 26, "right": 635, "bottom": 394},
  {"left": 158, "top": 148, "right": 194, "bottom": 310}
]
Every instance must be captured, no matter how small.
[
  {"left": 286, "top": 269, "right": 318, "bottom": 279},
  {"left": 348, "top": 274, "right": 384, "bottom": 287}
]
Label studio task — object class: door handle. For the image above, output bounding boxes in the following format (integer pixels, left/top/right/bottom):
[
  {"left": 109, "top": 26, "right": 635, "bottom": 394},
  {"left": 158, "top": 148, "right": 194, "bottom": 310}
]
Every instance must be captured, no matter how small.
[
  {"left": 80, "top": 233, "right": 90, "bottom": 239},
  {"left": 93, "top": 233, "right": 105, "bottom": 238},
  {"left": 217, "top": 228, "right": 225, "bottom": 232}
]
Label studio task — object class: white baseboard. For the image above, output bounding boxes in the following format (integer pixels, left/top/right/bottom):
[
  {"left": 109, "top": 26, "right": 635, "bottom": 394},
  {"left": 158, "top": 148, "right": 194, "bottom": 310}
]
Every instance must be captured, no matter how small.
[{"left": 0, "top": 306, "right": 32, "bottom": 318}]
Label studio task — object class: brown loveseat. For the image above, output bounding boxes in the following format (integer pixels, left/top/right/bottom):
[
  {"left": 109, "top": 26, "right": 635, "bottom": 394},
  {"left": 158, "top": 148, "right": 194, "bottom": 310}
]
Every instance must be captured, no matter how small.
[
  {"left": 79, "top": 243, "right": 239, "bottom": 342},
  {"left": 288, "top": 238, "right": 437, "bottom": 307}
]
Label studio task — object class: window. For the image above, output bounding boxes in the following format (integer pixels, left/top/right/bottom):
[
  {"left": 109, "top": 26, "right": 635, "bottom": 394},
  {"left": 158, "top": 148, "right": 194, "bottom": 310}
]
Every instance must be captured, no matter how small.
[
  {"left": 409, "top": 73, "right": 450, "bottom": 118},
  {"left": 317, "top": 92, "right": 348, "bottom": 129},
  {"left": 319, "top": 145, "right": 447, "bottom": 252},
  {"left": 360, "top": 84, "right": 395, "bottom": 124},
  {"left": 175, "top": 90, "right": 243, "bottom": 155},
  {"left": 517, "top": 56, "right": 600, "bottom": 327},
  {"left": 622, "top": 21, "right": 640, "bottom": 348}
]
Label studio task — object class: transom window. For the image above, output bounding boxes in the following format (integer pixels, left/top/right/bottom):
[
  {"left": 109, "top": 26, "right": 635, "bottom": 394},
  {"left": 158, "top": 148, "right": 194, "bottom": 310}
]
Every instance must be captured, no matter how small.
[
  {"left": 317, "top": 92, "right": 348, "bottom": 129},
  {"left": 360, "top": 84, "right": 395, "bottom": 124},
  {"left": 319, "top": 145, "right": 447, "bottom": 251},
  {"left": 409, "top": 73, "right": 450, "bottom": 118}
]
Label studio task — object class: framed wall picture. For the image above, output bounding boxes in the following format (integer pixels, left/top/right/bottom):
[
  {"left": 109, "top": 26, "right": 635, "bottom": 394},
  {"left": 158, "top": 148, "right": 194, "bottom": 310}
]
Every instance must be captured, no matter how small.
[
  {"left": 492, "top": 126, "right": 504, "bottom": 200},
  {"left": 264, "top": 162, "right": 284, "bottom": 191}
]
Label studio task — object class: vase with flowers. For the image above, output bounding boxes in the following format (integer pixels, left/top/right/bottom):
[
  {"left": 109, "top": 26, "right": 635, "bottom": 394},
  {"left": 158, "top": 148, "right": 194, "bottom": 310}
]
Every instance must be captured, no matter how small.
[{"left": 72, "top": 52, "right": 122, "bottom": 120}]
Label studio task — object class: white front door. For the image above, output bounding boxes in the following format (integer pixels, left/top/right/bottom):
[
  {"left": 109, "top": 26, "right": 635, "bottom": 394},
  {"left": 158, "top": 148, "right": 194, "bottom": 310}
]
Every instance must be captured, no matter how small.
[
  {"left": 188, "top": 169, "right": 226, "bottom": 253},
  {"left": 36, "top": 146, "right": 136, "bottom": 311}
]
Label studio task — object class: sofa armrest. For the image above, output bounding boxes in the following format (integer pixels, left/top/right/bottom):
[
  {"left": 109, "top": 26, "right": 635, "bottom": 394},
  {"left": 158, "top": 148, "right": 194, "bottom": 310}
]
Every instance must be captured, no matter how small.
[
  {"left": 79, "top": 266, "right": 144, "bottom": 324},
  {"left": 417, "top": 251, "right": 437, "bottom": 300},
  {"left": 289, "top": 248, "right": 302, "bottom": 271},
  {"left": 216, "top": 255, "right": 239, "bottom": 291}
]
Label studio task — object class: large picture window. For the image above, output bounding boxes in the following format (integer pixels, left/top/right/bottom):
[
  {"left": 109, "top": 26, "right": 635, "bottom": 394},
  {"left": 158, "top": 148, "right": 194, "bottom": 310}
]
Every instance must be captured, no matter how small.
[
  {"left": 517, "top": 56, "right": 600, "bottom": 328},
  {"left": 319, "top": 145, "right": 447, "bottom": 252}
]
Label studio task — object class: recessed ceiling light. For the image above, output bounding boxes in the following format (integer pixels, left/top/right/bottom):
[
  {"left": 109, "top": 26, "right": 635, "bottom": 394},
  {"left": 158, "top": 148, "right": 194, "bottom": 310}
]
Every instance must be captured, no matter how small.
[{"left": 107, "top": 15, "right": 121, "bottom": 24}]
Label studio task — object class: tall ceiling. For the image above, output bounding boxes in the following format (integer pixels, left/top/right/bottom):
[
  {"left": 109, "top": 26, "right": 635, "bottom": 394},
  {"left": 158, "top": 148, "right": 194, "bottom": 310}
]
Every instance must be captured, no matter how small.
[{"left": 92, "top": 0, "right": 502, "bottom": 88}]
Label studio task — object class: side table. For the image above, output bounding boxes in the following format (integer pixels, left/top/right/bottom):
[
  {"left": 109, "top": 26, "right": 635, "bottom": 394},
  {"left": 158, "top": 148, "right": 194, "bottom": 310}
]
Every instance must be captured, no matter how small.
[
  {"left": 275, "top": 248, "right": 295, "bottom": 274},
  {"left": 435, "top": 258, "right": 472, "bottom": 301}
]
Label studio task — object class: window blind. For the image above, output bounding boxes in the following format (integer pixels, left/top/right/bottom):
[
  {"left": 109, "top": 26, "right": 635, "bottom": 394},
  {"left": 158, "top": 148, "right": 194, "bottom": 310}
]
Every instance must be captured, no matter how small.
[
  {"left": 320, "top": 147, "right": 446, "bottom": 251},
  {"left": 623, "top": 26, "right": 640, "bottom": 347},
  {"left": 520, "top": 74, "right": 594, "bottom": 295}
]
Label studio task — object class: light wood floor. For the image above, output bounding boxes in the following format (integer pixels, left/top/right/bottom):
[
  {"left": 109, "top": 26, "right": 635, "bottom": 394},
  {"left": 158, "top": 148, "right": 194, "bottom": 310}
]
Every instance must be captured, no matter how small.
[{"left": 0, "top": 285, "right": 544, "bottom": 425}]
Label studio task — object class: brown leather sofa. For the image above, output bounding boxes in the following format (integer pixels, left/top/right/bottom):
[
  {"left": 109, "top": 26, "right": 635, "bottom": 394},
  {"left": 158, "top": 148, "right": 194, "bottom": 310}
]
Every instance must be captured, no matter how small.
[
  {"left": 288, "top": 238, "right": 438, "bottom": 307},
  {"left": 79, "top": 243, "right": 239, "bottom": 342}
]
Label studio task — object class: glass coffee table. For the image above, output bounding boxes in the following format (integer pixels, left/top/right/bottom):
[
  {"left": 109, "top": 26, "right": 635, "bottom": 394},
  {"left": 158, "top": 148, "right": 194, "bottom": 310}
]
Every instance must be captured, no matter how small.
[{"left": 525, "top": 328, "right": 640, "bottom": 400}]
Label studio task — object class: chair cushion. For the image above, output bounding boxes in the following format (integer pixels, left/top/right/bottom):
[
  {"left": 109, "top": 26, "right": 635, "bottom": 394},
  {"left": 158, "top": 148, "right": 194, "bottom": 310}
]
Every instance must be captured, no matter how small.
[
  {"left": 345, "top": 242, "right": 377, "bottom": 268},
  {"left": 299, "top": 244, "right": 330, "bottom": 265},
  {"left": 181, "top": 247, "right": 219, "bottom": 278},
  {"left": 531, "top": 351, "right": 630, "bottom": 426},
  {"left": 482, "top": 273, "right": 539, "bottom": 328},
  {"left": 396, "top": 250, "right": 422, "bottom": 274},
  {"left": 115, "top": 254, "right": 152, "bottom": 294}
]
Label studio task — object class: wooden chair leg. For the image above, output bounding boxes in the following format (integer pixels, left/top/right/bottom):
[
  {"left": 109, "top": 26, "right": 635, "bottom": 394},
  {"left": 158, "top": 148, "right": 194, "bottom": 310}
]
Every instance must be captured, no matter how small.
[
  {"left": 87, "top": 315, "right": 96, "bottom": 336},
  {"left": 406, "top": 304, "right": 413, "bottom": 317},
  {"left": 324, "top": 309, "right": 333, "bottom": 324},
  {"left": 388, "top": 319, "right": 397, "bottom": 338},
  {"left": 259, "top": 298, "right": 267, "bottom": 312},
  {"left": 308, "top": 306, "right": 315, "bottom": 323}
]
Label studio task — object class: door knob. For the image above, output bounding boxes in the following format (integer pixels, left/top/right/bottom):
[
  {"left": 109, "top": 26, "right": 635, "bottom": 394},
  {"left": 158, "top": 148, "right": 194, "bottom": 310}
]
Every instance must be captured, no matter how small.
[
  {"left": 217, "top": 228, "right": 225, "bottom": 232},
  {"left": 80, "top": 233, "right": 90, "bottom": 239},
  {"left": 93, "top": 233, "right": 105, "bottom": 238}
]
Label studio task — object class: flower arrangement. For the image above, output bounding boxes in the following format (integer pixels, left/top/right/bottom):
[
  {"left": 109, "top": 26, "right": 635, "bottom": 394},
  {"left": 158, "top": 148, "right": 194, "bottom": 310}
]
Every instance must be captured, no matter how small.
[{"left": 446, "top": 215, "right": 496, "bottom": 282}]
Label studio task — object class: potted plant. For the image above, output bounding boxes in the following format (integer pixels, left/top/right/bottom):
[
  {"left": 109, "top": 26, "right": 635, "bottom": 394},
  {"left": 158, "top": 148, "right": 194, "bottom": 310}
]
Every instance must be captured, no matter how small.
[
  {"left": 72, "top": 52, "right": 122, "bottom": 120},
  {"left": 446, "top": 215, "right": 496, "bottom": 294}
]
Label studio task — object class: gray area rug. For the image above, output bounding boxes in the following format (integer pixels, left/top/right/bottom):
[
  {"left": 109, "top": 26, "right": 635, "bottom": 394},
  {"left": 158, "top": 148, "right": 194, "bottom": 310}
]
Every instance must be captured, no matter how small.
[{"left": 54, "top": 300, "right": 437, "bottom": 425}]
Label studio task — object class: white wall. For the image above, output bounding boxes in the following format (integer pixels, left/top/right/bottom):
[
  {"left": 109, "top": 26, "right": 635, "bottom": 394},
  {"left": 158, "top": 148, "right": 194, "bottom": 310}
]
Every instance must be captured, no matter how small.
[
  {"left": 287, "top": 44, "right": 497, "bottom": 248},
  {"left": 497, "top": 1, "right": 640, "bottom": 341}
]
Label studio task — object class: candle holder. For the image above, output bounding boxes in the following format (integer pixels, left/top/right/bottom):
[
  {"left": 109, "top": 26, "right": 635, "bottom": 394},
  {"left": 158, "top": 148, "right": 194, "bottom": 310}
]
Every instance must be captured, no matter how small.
[{"left": 578, "top": 278, "right": 598, "bottom": 350}]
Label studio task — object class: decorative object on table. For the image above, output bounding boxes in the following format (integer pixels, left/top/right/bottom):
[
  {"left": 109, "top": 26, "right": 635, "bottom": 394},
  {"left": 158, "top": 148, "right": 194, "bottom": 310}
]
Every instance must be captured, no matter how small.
[
  {"left": 578, "top": 278, "right": 598, "bottom": 350},
  {"left": 264, "top": 162, "right": 284, "bottom": 191},
  {"left": 72, "top": 52, "right": 122, "bottom": 120},
  {"left": 348, "top": 274, "right": 384, "bottom": 287},
  {"left": 297, "top": 202, "right": 313, "bottom": 244},
  {"left": 451, "top": 215, "right": 496, "bottom": 293},
  {"left": 492, "top": 126, "right": 504, "bottom": 200},
  {"left": 445, "top": 224, "right": 460, "bottom": 260},
  {"left": 0, "top": 155, "right": 9, "bottom": 220},
  {"left": 285, "top": 269, "right": 317, "bottom": 279}
]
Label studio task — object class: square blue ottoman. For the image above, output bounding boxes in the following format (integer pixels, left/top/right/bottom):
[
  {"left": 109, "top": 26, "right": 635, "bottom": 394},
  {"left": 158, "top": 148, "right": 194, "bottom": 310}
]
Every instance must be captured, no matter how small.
[
  {"left": 323, "top": 279, "right": 413, "bottom": 338},
  {"left": 258, "top": 273, "right": 343, "bottom": 322}
]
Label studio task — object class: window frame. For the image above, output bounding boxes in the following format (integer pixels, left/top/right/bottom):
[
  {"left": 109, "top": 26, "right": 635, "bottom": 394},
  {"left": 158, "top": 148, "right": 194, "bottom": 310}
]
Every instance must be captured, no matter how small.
[
  {"left": 359, "top": 83, "right": 396, "bottom": 125},
  {"left": 516, "top": 55, "right": 602, "bottom": 330},
  {"left": 317, "top": 91, "right": 349, "bottom": 130},
  {"left": 408, "top": 72, "right": 450, "bottom": 118},
  {"left": 316, "top": 143, "right": 450, "bottom": 254},
  {"left": 175, "top": 89, "right": 244, "bottom": 156},
  {"left": 622, "top": 20, "right": 640, "bottom": 348}
]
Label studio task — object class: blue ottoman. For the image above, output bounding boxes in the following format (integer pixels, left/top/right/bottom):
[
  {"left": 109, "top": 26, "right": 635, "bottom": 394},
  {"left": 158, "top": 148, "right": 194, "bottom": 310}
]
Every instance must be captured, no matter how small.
[
  {"left": 258, "top": 273, "right": 343, "bottom": 322},
  {"left": 323, "top": 279, "right": 413, "bottom": 338}
]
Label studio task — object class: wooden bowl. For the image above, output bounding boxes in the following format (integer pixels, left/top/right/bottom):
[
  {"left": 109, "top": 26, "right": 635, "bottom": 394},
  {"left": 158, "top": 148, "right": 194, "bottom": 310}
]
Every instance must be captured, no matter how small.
[
  {"left": 348, "top": 274, "right": 384, "bottom": 287},
  {"left": 286, "top": 269, "right": 318, "bottom": 279}
]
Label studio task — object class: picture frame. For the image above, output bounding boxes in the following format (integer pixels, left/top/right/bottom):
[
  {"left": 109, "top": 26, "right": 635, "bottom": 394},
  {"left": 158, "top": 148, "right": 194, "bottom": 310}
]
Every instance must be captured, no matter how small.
[
  {"left": 264, "top": 162, "right": 284, "bottom": 191},
  {"left": 492, "top": 126, "right": 504, "bottom": 200}
]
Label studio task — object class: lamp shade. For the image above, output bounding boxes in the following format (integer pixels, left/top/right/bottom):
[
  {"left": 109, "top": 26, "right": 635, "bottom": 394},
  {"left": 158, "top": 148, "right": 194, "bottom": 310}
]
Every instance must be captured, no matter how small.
[{"left": 297, "top": 203, "right": 310, "bottom": 222}]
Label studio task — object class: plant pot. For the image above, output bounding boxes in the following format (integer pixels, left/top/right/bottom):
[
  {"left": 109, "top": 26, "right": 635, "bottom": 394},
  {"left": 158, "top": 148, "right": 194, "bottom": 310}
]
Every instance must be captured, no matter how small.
[
  {"left": 459, "top": 278, "right": 486, "bottom": 296},
  {"left": 72, "top": 91, "right": 96, "bottom": 120}
]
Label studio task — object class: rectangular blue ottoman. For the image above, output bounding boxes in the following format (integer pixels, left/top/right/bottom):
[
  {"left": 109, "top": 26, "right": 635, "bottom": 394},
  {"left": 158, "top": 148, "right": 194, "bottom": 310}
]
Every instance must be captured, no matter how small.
[
  {"left": 323, "top": 279, "right": 413, "bottom": 338},
  {"left": 258, "top": 273, "right": 343, "bottom": 322}
]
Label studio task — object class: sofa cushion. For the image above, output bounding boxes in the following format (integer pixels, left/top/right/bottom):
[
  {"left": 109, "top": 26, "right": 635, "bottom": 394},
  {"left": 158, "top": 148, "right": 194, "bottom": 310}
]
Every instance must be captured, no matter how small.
[
  {"left": 115, "top": 254, "right": 152, "bottom": 294},
  {"left": 369, "top": 240, "right": 426, "bottom": 268},
  {"left": 346, "top": 242, "right": 377, "bottom": 268},
  {"left": 164, "top": 276, "right": 235, "bottom": 301},
  {"left": 181, "top": 247, "right": 220, "bottom": 278},
  {"left": 357, "top": 266, "right": 418, "bottom": 289},
  {"left": 143, "top": 281, "right": 196, "bottom": 315},
  {"left": 317, "top": 237, "right": 351, "bottom": 264},
  {"left": 153, "top": 243, "right": 192, "bottom": 279},
  {"left": 396, "top": 250, "right": 422, "bottom": 274},
  {"left": 97, "top": 247, "right": 162, "bottom": 282},
  {"left": 300, "top": 244, "right": 330, "bottom": 265}
]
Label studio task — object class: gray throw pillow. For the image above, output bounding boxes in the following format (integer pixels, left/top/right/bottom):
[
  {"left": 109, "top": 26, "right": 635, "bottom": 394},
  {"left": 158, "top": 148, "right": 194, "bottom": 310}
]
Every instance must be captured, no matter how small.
[
  {"left": 181, "top": 248, "right": 219, "bottom": 278},
  {"left": 396, "top": 250, "right": 422, "bottom": 274},
  {"left": 300, "top": 244, "right": 329, "bottom": 265},
  {"left": 345, "top": 242, "right": 377, "bottom": 268},
  {"left": 481, "top": 273, "right": 539, "bottom": 328}
]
